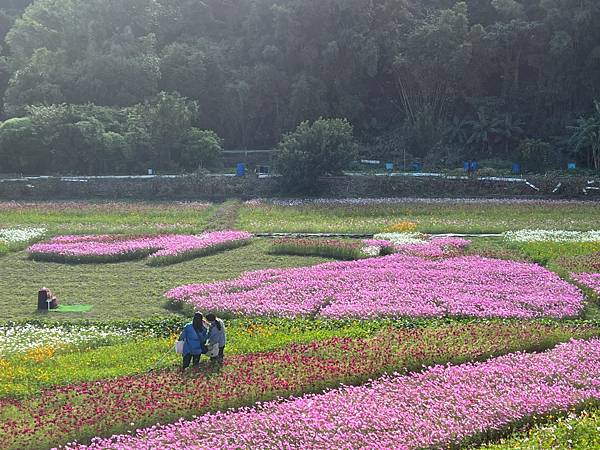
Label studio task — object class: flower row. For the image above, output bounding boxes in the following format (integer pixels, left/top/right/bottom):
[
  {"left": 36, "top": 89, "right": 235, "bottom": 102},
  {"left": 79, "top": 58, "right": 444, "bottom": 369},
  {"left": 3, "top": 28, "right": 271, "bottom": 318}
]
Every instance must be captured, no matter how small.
[
  {"left": 27, "top": 231, "right": 253, "bottom": 265},
  {"left": 0, "top": 323, "right": 161, "bottom": 357},
  {"left": 504, "top": 229, "right": 600, "bottom": 242},
  {"left": 1, "top": 322, "right": 594, "bottom": 450},
  {"left": 69, "top": 338, "right": 600, "bottom": 450},
  {"left": 394, "top": 236, "right": 471, "bottom": 257},
  {"left": 166, "top": 253, "right": 583, "bottom": 319},
  {"left": 0, "top": 227, "right": 46, "bottom": 244},
  {"left": 0, "top": 201, "right": 211, "bottom": 212},
  {"left": 372, "top": 232, "right": 426, "bottom": 245},
  {"left": 572, "top": 272, "right": 600, "bottom": 296},
  {"left": 246, "top": 198, "right": 590, "bottom": 207},
  {"left": 270, "top": 238, "right": 367, "bottom": 260}
]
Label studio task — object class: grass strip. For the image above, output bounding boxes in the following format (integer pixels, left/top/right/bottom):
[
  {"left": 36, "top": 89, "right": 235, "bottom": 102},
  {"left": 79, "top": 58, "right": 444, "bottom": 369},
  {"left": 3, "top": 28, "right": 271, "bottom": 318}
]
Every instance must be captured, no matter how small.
[{"left": 239, "top": 201, "right": 600, "bottom": 234}]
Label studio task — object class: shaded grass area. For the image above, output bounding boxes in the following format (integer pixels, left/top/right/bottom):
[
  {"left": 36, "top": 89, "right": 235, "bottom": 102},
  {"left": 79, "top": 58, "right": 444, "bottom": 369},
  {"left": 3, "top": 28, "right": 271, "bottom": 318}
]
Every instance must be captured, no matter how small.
[
  {"left": 0, "top": 240, "right": 329, "bottom": 321},
  {"left": 238, "top": 201, "right": 600, "bottom": 234},
  {"left": 0, "top": 201, "right": 215, "bottom": 235}
]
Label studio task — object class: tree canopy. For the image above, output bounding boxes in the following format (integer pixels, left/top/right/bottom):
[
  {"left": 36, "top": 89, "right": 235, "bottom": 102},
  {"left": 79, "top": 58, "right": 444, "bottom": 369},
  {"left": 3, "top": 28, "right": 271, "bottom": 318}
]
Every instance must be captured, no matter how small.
[{"left": 1, "top": 0, "right": 599, "bottom": 174}]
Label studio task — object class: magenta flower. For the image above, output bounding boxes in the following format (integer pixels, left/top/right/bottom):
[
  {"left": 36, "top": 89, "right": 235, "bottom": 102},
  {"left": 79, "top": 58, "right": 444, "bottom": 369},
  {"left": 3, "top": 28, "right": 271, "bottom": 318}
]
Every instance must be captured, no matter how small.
[
  {"left": 166, "top": 254, "right": 583, "bottom": 319},
  {"left": 28, "top": 231, "right": 253, "bottom": 265},
  {"left": 571, "top": 272, "right": 600, "bottom": 295},
  {"left": 65, "top": 338, "right": 600, "bottom": 450}
]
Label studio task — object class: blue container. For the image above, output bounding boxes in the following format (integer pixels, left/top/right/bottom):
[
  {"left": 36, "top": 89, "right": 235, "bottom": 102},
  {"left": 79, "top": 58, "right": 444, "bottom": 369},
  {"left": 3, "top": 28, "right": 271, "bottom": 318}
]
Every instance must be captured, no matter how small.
[
  {"left": 463, "top": 161, "right": 470, "bottom": 172},
  {"left": 236, "top": 163, "right": 245, "bottom": 177},
  {"left": 567, "top": 162, "right": 576, "bottom": 170},
  {"left": 385, "top": 162, "right": 394, "bottom": 171},
  {"left": 512, "top": 162, "right": 521, "bottom": 174},
  {"left": 470, "top": 160, "right": 478, "bottom": 171}
]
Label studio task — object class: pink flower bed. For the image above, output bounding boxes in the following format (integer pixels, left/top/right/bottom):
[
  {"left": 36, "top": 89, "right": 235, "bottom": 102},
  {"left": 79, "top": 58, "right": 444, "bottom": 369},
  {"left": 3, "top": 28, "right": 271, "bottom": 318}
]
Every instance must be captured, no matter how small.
[
  {"left": 28, "top": 231, "right": 253, "bottom": 265},
  {"left": 362, "top": 238, "right": 395, "bottom": 248},
  {"left": 396, "top": 236, "right": 471, "bottom": 257},
  {"left": 67, "top": 338, "right": 600, "bottom": 450},
  {"left": 571, "top": 272, "right": 600, "bottom": 295},
  {"left": 166, "top": 254, "right": 583, "bottom": 319}
]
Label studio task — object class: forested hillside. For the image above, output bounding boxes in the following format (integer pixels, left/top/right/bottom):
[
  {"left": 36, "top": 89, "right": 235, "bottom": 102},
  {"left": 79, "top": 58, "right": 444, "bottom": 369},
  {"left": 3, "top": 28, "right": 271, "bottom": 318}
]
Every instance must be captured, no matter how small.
[{"left": 0, "top": 0, "right": 599, "bottom": 174}]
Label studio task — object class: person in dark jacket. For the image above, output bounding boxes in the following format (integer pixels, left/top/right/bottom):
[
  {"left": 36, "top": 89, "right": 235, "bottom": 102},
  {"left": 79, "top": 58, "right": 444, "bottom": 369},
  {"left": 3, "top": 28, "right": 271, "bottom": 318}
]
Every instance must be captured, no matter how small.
[
  {"left": 206, "top": 313, "right": 226, "bottom": 363},
  {"left": 178, "top": 312, "right": 208, "bottom": 371}
]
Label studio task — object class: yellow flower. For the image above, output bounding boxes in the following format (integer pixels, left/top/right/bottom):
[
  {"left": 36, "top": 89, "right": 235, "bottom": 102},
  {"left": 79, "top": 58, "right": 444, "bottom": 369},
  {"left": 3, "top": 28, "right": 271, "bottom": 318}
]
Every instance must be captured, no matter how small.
[
  {"left": 23, "top": 346, "right": 56, "bottom": 363},
  {"left": 384, "top": 221, "right": 418, "bottom": 233}
]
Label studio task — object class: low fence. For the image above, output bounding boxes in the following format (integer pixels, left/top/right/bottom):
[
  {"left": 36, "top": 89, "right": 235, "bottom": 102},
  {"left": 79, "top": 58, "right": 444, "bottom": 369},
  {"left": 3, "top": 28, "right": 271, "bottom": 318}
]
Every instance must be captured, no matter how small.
[{"left": 0, "top": 173, "right": 598, "bottom": 200}]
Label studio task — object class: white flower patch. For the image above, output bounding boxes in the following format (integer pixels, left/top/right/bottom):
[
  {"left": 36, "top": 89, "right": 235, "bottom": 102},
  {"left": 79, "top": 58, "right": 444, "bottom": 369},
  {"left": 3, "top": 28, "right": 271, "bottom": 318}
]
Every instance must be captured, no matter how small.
[
  {"left": 361, "top": 246, "right": 381, "bottom": 257},
  {"left": 372, "top": 232, "right": 427, "bottom": 245},
  {"left": 0, "top": 324, "right": 141, "bottom": 356},
  {"left": 0, "top": 227, "right": 47, "bottom": 244},
  {"left": 503, "top": 229, "right": 600, "bottom": 242}
]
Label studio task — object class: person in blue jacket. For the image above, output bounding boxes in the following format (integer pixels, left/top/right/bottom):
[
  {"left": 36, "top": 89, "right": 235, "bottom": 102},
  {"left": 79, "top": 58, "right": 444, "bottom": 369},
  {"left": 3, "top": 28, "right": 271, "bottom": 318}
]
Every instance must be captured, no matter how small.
[{"left": 178, "top": 312, "right": 208, "bottom": 371}]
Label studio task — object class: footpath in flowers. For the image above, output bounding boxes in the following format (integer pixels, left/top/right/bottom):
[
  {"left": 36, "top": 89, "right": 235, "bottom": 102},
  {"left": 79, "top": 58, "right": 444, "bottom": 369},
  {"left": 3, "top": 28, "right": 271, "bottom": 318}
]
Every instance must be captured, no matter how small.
[{"left": 27, "top": 230, "right": 253, "bottom": 265}]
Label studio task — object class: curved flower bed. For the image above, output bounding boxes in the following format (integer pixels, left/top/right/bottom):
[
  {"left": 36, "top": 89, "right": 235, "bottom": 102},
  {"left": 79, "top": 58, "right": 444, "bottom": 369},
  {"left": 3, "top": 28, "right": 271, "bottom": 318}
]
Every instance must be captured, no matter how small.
[
  {"left": 166, "top": 254, "right": 583, "bottom": 319},
  {"left": 67, "top": 338, "right": 600, "bottom": 450},
  {"left": 27, "top": 231, "right": 253, "bottom": 265}
]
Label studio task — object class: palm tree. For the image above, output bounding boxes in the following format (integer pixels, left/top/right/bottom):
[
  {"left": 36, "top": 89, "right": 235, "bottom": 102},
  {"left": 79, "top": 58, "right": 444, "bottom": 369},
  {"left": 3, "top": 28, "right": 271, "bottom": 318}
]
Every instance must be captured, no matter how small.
[
  {"left": 445, "top": 116, "right": 469, "bottom": 145},
  {"left": 496, "top": 114, "right": 524, "bottom": 157},
  {"left": 569, "top": 101, "right": 600, "bottom": 170},
  {"left": 466, "top": 110, "right": 501, "bottom": 155}
]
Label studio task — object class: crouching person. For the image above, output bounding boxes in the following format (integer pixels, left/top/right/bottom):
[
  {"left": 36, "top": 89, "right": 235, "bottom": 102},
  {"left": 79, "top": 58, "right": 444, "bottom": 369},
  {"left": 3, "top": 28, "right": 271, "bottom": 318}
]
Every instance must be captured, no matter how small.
[
  {"left": 206, "top": 313, "right": 226, "bottom": 364},
  {"left": 179, "top": 312, "right": 208, "bottom": 372}
]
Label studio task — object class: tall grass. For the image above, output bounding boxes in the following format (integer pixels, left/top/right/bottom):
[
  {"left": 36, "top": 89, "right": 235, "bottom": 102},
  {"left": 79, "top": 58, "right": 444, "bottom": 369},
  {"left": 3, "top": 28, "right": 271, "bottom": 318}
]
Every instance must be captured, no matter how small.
[{"left": 269, "top": 238, "right": 366, "bottom": 260}]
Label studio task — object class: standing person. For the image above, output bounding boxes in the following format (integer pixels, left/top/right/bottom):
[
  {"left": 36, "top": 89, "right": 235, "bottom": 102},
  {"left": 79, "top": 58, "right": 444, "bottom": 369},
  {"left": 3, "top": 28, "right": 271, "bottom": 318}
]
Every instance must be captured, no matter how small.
[
  {"left": 178, "top": 312, "right": 208, "bottom": 372},
  {"left": 206, "top": 313, "right": 226, "bottom": 363}
]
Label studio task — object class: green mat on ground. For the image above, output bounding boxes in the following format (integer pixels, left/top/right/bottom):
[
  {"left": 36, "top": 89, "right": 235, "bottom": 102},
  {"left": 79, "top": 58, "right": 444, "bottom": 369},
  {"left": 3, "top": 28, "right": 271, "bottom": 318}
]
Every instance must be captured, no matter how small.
[{"left": 50, "top": 304, "right": 93, "bottom": 313}]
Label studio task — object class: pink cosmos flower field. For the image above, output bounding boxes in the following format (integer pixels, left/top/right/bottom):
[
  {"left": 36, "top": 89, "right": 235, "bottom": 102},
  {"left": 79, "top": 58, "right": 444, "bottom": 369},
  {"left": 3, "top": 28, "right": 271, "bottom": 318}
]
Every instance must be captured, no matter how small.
[
  {"left": 27, "top": 231, "right": 253, "bottom": 265},
  {"left": 571, "top": 272, "right": 600, "bottom": 296},
  {"left": 166, "top": 253, "right": 584, "bottom": 319},
  {"left": 66, "top": 338, "right": 600, "bottom": 450}
]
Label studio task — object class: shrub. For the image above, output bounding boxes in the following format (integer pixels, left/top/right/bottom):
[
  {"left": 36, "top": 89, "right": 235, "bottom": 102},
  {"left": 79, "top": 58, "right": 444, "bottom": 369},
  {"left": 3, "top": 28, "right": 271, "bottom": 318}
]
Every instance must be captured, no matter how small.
[{"left": 275, "top": 117, "right": 357, "bottom": 193}]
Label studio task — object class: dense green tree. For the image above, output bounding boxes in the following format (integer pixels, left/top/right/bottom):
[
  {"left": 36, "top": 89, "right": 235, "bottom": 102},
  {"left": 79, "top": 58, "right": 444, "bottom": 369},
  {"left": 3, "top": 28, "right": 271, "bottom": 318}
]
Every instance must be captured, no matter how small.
[
  {"left": 0, "top": 117, "right": 43, "bottom": 173},
  {"left": 180, "top": 128, "right": 223, "bottom": 170},
  {"left": 569, "top": 101, "right": 600, "bottom": 169},
  {"left": 495, "top": 114, "right": 524, "bottom": 156},
  {"left": 0, "top": 0, "right": 600, "bottom": 173},
  {"left": 517, "top": 137, "right": 553, "bottom": 171},
  {"left": 276, "top": 117, "right": 356, "bottom": 192},
  {"left": 466, "top": 111, "right": 502, "bottom": 156}
]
